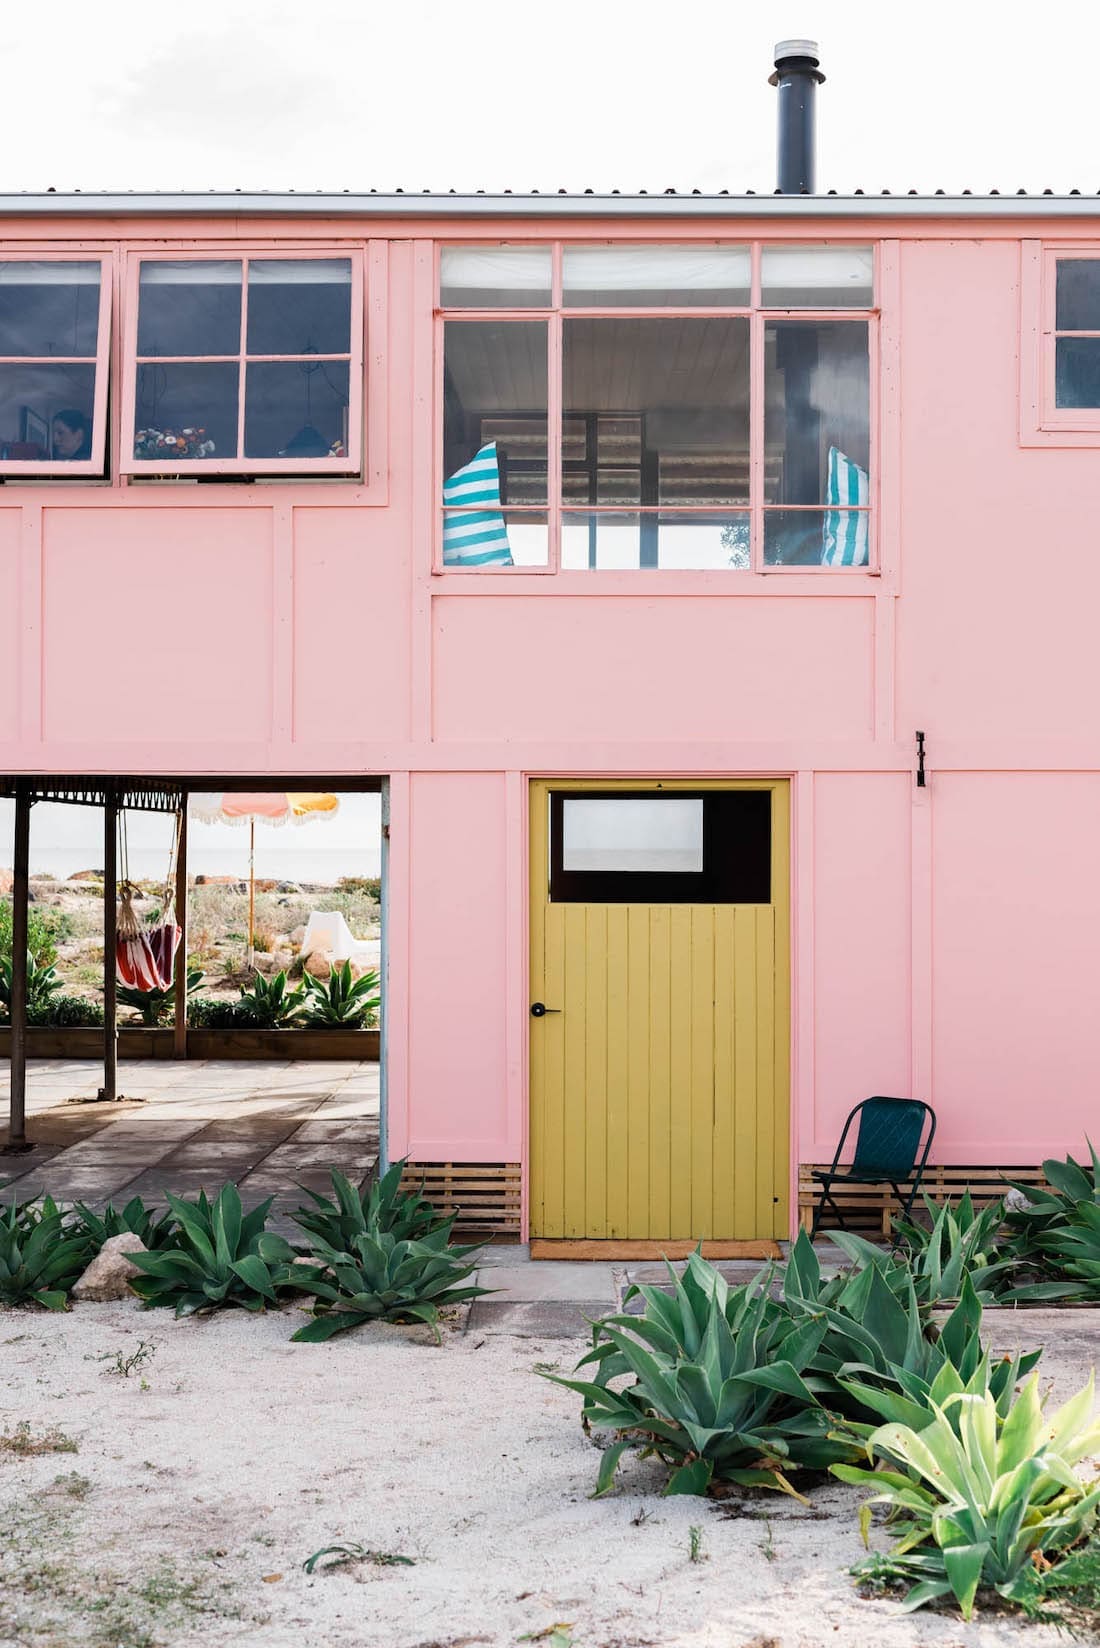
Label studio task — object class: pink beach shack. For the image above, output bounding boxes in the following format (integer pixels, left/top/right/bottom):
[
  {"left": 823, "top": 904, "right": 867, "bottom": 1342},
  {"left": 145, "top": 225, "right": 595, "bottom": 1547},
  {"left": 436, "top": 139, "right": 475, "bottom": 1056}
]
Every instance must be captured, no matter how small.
[{"left": 3, "top": 43, "right": 1099, "bottom": 1251}]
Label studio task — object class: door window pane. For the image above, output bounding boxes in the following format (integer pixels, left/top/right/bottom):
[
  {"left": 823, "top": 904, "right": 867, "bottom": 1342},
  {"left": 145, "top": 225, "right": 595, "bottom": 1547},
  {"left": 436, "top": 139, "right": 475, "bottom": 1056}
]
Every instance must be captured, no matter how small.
[
  {"left": 246, "top": 259, "right": 352, "bottom": 356},
  {"left": 761, "top": 246, "right": 873, "bottom": 308},
  {"left": 133, "top": 362, "right": 237, "bottom": 459},
  {"left": 1056, "top": 260, "right": 1100, "bottom": 332},
  {"left": 0, "top": 262, "right": 101, "bottom": 357},
  {"left": 564, "top": 318, "right": 750, "bottom": 506},
  {"left": 764, "top": 321, "right": 869, "bottom": 504},
  {"left": 563, "top": 798, "right": 703, "bottom": 872},
  {"left": 440, "top": 247, "right": 552, "bottom": 308},
  {"left": 1055, "top": 337, "right": 1100, "bottom": 408},
  {"left": 137, "top": 261, "right": 243, "bottom": 357},
  {"left": 244, "top": 361, "right": 350, "bottom": 458},
  {"left": 0, "top": 364, "right": 96, "bottom": 460},
  {"left": 561, "top": 511, "right": 750, "bottom": 569},
  {"left": 443, "top": 321, "right": 548, "bottom": 502},
  {"left": 563, "top": 246, "right": 750, "bottom": 307}
]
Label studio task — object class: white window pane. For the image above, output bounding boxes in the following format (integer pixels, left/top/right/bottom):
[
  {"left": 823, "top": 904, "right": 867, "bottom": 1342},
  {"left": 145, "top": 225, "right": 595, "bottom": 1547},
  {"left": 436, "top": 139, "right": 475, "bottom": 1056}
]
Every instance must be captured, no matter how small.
[
  {"left": 440, "top": 247, "right": 551, "bottom": 308},
  {"left": 137, "top": 261, "right": 242, "bottom": 357},
  {"left": 761, "top": 246, "right": 873, "bottom": 308},
  {"left": 0, "top": 261, "right": 100, "bottom": 286},
  {"left": 562, "top": 798, "right": 703, "bottom": 872},
  {"left": 249, "top": 260, "right": 351, "bottom": 286},
  {"left": 0, "top": 263, "right": 101, "bottom": 357},
  {"left": 563, "top": 246, "right": 750, "bottom": 306}
]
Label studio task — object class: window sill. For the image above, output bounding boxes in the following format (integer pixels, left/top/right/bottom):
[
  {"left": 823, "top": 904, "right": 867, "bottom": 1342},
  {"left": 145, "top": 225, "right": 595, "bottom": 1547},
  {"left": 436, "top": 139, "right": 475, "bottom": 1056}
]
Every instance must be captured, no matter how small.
[{"left": 431, "top": 569, "right": 885, "bottom": 596}]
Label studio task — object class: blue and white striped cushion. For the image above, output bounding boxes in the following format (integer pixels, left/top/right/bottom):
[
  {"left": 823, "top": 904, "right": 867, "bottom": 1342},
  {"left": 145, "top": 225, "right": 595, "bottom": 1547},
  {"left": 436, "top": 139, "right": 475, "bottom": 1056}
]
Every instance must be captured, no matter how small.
[
  {"left": 442, "top": 442, "right": 514, "bottom": 567},
  {"left": 822, "top": 446, "right": 869, "bottom": 567}
]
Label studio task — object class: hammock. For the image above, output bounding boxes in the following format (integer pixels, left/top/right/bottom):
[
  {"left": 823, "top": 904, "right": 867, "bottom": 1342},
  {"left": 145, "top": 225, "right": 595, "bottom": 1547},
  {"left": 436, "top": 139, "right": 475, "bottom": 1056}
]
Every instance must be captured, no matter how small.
[{"left": 115, "top": 810, "right": 183, "bottom": 992}]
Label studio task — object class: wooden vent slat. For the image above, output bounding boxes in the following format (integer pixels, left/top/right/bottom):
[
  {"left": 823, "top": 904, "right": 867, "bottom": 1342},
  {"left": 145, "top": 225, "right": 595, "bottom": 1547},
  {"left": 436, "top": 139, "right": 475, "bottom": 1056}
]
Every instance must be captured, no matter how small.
[
  {"left": 798, "top": 1163, "right": 1047, "bottom": 1237},
  {"left": 401, "top": 1162, "right": 522, "bottom": 1236}
]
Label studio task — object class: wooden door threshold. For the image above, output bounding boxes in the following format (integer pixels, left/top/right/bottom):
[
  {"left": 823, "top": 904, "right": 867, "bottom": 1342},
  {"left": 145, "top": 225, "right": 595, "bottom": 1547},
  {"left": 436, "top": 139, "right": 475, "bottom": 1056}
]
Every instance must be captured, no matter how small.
[{"left": 530, "top": 1239, "right": 782, "bottom": 1261}]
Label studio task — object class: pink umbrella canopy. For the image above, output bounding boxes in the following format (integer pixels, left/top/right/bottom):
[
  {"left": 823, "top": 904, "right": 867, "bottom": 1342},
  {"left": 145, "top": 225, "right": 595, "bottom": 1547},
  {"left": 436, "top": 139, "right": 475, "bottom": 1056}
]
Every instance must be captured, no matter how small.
[{"left": 188, "top": 792, "right": 341, "bottom": 964}]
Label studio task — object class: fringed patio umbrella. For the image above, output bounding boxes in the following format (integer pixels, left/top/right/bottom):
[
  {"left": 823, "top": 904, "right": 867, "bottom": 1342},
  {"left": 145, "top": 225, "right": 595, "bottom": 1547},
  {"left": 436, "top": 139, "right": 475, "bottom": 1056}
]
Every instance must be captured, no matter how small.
[{"left": 188, "top": 792, "right": 340, "bottom": 966}]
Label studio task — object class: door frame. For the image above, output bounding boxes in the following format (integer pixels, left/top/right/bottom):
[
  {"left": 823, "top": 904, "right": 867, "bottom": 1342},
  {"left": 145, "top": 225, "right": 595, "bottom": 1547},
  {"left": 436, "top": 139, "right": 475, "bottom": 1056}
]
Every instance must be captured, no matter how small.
[{"left": 527, "top": 776, "right": 791, "bottom": 1250}]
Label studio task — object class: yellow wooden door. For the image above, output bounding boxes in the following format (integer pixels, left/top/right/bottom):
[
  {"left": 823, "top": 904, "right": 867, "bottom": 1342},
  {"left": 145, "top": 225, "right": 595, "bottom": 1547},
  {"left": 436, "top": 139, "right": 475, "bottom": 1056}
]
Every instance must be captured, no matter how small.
[{"left": 529, "top": 780, "right": 789, "bottom": 1242}]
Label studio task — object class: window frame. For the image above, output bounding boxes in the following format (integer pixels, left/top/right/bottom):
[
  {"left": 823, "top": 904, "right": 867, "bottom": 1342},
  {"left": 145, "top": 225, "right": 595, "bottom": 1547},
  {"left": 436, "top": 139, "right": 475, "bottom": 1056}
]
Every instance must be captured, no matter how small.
[
  {"left": 1020, "top": 242, "right": 1100, "bottom": 445},
  {"left": 120, "top": 248, "right": 365, "bottom": 477},
  {"left": 0, "top": 252, "right": 112, "bottom": 479},
  {"left": 435, "top": 239, "right": 879, "bottom": 576}
]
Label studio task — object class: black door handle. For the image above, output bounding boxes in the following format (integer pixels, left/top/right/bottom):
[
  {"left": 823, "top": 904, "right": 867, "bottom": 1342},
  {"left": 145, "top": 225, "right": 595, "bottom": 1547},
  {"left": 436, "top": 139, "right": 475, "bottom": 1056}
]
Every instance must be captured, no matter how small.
[{"left": 530, "top": 1002, "right": 561, "bottom": 1017}]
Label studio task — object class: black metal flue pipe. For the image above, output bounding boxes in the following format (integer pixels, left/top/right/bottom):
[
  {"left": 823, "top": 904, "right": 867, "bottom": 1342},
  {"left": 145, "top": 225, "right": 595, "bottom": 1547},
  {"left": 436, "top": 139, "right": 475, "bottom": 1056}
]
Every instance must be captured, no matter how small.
[{"left": 769, "top": 39, "right": 825, "bottom": 195}]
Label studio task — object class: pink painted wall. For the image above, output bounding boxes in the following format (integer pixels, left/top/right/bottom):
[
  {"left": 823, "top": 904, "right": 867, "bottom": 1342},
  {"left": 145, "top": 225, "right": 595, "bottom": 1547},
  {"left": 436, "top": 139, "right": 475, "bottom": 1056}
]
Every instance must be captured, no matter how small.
[{"left": 5, "top": 213, "right": 1100, "bottom": 1206}]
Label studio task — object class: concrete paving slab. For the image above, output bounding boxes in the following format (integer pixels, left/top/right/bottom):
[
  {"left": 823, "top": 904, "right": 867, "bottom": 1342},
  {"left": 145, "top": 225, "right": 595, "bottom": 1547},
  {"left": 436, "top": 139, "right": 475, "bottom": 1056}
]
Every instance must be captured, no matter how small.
[
  {"left": 480, "top": 1261, "right": 620, "bottom": 1303},
  {"left": 466, "top": 1299, "right": 603, "bottom": 1337}
]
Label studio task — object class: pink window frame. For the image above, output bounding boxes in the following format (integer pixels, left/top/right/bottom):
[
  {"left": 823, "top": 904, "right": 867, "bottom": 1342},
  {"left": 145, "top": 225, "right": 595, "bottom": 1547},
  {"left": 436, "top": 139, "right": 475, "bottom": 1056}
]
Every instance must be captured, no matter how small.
[
  {"left": 120, "top": 249, "right": 365, "bottom": 477},
  {"left": 434, "top": 239, "right": 879, "bottom": 576},
  {"left": 0, "top": 253, "right": 112, "bottom": 478},
  {"left": 1019, "top": 241, "right": 1100, "bottom": 446}
]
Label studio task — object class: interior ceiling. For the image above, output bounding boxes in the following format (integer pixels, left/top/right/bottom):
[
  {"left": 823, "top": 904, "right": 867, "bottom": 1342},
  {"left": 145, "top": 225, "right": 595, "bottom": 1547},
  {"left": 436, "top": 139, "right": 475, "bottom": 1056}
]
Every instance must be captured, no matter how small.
[{"left": 446, "top": 319, "right": 751, "bottom": 413}]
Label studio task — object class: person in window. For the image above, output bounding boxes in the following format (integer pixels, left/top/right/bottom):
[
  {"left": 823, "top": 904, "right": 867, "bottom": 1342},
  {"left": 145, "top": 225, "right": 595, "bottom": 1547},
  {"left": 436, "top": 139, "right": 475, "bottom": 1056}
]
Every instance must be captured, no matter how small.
[{"left": 52, "top": 408, "right": 92, "bottom": 461}]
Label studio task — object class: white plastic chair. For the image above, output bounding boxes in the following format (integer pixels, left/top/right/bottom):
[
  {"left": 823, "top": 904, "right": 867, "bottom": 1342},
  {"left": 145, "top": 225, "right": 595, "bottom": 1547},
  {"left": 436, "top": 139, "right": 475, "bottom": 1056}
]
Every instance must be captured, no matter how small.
[{"left": 299, "top": 910, "right": 376, "bottom": 969}]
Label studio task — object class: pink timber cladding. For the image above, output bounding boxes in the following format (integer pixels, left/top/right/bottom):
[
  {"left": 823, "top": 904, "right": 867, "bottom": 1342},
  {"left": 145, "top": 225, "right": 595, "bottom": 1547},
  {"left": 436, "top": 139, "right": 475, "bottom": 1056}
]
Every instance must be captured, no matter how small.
[{"left": 2, "top": 210, "right": 1098, "bottom": 1208}]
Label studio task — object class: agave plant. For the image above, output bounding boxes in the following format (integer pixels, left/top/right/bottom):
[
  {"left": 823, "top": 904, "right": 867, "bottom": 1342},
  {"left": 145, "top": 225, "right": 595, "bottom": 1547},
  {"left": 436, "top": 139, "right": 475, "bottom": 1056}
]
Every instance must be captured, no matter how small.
[
  {"left": 301, "top": 963, "right": 380, "bottom": 1028},
  {"left": 547, "top": 1250, "right": 857, "bottom": 1499},
  {"left": 126, "top": 1185, "right": 298, "bottom": 1315},
  {"left": 289, "top": 1227, "right": 487, "bottom": 1343},
  {"left": 71, "top": 1195, "right": 177, "bottom": 1253},
  {"left": 835, "top": 1375, "right": 1100, "bottom": 1620},
  {"left": 781, "top": 1232, "right": 1040, "bottom": 1440},
  {"left": 888, "top": 1192, "right": 1017, "bottom": 1304},
  {"left": 0, "top": 951, "right": 65, "bottom": 1013},
  {"left": 116, "top": 968, "right": 203, "bottom": 1027},
  {"left": 235, "top": 970, "right": 307, "bottom": 1029},
  {"left": 292, "top": 1161, "right": 446, "bottom": 1250},
  {"left": 0, "top": 1195, "right": 94, "bottom": 1310},
  {"left": 1001, "top": 1145, "right": 1100, "bottom": 1301}
]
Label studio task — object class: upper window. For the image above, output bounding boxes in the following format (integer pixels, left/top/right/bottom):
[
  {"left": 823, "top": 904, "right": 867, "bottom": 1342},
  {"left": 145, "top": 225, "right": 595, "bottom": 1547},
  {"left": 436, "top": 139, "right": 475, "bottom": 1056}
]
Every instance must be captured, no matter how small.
[
  {"left": 1020, "top": 246, "right": 1100, "bottom": 445},
  {"left": 123, "top": 255, "right": 362, "bottom": 475},
  {"left": 0, "top": 258, "right": 111, "bottom": 476},
  {"left": 439, "top": 243, "right": 874, "bottom": 572}
]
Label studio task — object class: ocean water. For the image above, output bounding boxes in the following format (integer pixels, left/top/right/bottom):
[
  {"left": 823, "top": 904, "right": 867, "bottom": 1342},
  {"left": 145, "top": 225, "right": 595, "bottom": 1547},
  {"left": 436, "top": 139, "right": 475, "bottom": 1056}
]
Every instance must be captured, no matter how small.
[{"left": 8, "top": 844, "right": 380, "bottom": 884}]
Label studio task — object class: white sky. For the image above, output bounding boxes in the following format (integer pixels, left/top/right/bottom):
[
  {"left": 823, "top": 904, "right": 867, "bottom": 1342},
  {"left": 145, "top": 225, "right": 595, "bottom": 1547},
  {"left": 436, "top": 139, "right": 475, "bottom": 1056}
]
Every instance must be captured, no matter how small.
[{"left": 2, "top": 0, "right": 1097, "bottom": 197}]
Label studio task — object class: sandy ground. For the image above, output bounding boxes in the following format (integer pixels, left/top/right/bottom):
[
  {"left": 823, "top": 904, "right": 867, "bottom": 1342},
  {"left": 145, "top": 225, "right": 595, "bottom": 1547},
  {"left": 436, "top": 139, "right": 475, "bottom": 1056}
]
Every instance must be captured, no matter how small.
[{"left": 1, "top": 1302, "right": 1096, "bottom": 1647}]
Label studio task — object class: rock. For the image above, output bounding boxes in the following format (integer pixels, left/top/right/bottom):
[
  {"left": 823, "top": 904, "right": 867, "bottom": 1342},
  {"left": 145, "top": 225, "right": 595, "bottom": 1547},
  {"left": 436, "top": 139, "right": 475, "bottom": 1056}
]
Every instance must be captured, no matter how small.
[
  {"left": 69, "top": 869, "right": 105, "bottom": 882},
  {"left": 253, "top": 951, "right": 277, "bottom": 973},
  {"left": 290, "top": 926, "right": 307, "bottom": 945},
  {"left": 304, "top": 951, "right": 331, "bottom": 981},
  {"left": 0, "top": 869, "right": 12, "bottom": 895},
  {"left": 1004, "top": 1187, "right": 1031, "bottom": 1213},
  {"left": 71, "top": 1233, "right": 148, "bottom": 1302}
]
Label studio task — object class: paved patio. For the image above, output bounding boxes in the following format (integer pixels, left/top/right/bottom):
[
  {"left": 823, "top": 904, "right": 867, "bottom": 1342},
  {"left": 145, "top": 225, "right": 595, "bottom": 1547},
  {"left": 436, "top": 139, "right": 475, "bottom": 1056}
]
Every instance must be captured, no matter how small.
[{"left": 0, "top": 1059, "right": 378, "bottom": 1230}]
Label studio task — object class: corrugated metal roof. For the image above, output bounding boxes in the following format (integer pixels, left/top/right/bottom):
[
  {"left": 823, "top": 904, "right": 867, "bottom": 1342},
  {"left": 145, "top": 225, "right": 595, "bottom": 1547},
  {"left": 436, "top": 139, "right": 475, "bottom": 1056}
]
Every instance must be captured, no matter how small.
[{"left": 2, "top": 190, "right": 1100, "bottom": 219}]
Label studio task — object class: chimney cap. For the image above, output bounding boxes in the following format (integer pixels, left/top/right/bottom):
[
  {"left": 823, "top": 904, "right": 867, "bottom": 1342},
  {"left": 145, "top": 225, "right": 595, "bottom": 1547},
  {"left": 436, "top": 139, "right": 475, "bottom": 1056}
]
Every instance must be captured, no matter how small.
[{"left": 769, "top": 39, "right": 825, "bottom": 84}]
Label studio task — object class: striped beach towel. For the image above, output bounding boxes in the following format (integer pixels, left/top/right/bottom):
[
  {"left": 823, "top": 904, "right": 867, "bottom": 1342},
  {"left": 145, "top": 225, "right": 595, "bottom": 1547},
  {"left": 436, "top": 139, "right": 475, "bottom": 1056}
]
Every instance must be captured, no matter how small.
[
  {"left": 442, "top": 442, "right": 513, "bottom": 567},
  {"left": 821, "top": 446, "right": 869, "bottom": 567}
]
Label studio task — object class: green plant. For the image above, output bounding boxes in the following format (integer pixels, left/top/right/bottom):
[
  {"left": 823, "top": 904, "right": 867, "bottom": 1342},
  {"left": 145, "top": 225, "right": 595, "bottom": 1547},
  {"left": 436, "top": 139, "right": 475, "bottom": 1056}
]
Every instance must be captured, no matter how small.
[
  {"left": 186, "top": 997, "right": 251, "bottom": 1029},
  {"left": 116, "top": 968, "right": 204, "bottom": 1027},
  {"left": 0, "top": 899, "right": 69, "bottom": 968},
  {"left": 335, "top": 876, "right": 381, "bottom": 900},
  {"left": 0, "top": 1195, "right": 93, "bottom": 1309},
  {"left": 289, "top": 1227, "right": 487, "bottom": 1343},
  {"left": 301, "top": 962, "right": 380, "bottom": 1028},
  {"left": 1002, "top": 1144, "right": 1100, "bottom": 1301},
  {"left": 836, "top": 1375, "right": 1100, "bottom": 1620},
  {"left": 302, "top": 1543, "right": 414, "bottom": 1574},
  {"left": 109, "top": 1341, "right": 156, "bottom": 1378},
  {"left": 234, "top": 969, "right": 306, "bottom": 1029},
  {"left": 126, "top": 1185, "right": 299, "bottom": 1316},
  {"left": 548, "top": 1250, "right": 855, "bottom": 1499},
  {"left": 886, "top": 1192, "right": 1017, "bottom": 1304},
  {"left": 71, "top": 1195, "right": 177, "bottom": 1253},
  {"left": 781, "top": 1232, "right": 1039, "bottom": 1440},
  {"left": 688, "top": 1525, "right": 706, "bottom": 1563},
  {"left": 0, "top": 950, "right": 64, "bottom": 1013},
  {"left": 37, "top": 994, "right": 105, "bottom": 1028},
  {"left": 292, "top": 1161, "right": 446, "bottom": 1250}
]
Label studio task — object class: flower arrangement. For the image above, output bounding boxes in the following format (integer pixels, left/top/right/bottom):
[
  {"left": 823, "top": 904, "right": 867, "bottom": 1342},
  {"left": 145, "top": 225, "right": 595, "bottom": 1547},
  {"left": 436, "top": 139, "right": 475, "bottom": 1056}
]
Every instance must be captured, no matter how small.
[{"left": 133, "top": 426, "right": 216, "bottom": 460}]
